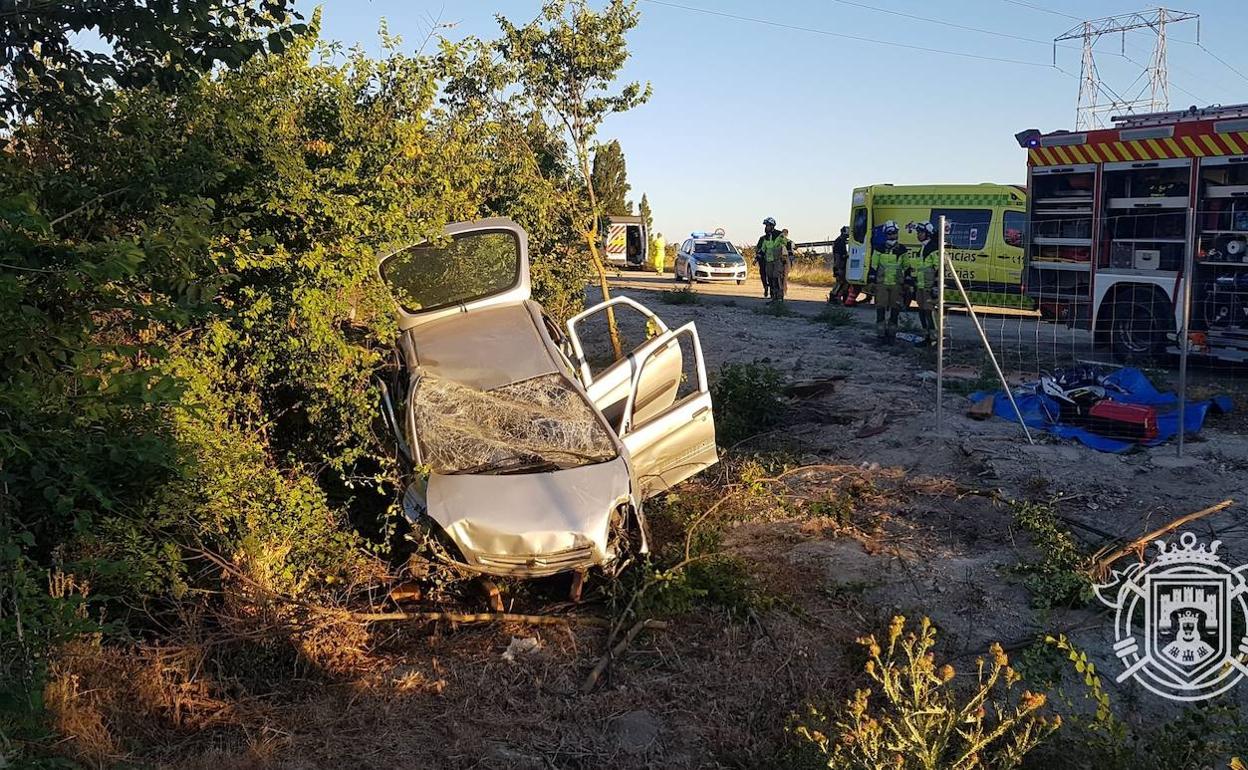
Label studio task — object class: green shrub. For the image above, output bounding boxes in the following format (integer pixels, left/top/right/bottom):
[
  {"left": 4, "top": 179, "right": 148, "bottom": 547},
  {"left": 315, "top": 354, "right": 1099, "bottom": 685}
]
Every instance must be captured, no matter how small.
[
  {"left": 1011, "top": 501, "right": 1092, "bottom": 610},
  {"left": 790, "top": 616, "right": 1060, "bottom": 769},
  {"left": 811, "top": 306, "right": 856, "bottom": 328},
  {"left": 710, "top": 361, "right": 787, "bottom": 446},
  {"left": 634, "top": 555, "right": 766, "bottom": 619},
  {"left": 0, "top": 7, "right": 601, "bottom": 756}
]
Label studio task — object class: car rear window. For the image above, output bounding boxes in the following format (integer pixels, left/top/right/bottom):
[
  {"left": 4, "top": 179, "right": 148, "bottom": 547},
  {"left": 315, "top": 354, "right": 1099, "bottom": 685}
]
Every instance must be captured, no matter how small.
[{"left": 381, "top": 229, "right": 520, "bottom": 313}]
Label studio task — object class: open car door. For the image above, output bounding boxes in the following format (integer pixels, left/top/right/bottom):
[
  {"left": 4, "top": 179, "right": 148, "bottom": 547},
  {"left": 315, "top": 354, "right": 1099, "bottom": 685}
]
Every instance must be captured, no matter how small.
[
  {"left": 618, "top": 323, "right": 718, "bottom": 498},
  {"left": 565, "top": 296, "right": 680, "bottom": 431}
]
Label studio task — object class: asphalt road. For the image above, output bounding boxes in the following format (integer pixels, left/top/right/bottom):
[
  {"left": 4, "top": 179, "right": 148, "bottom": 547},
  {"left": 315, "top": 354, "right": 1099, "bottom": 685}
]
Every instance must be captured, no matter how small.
[{"left": 606, "top": 269, "right": 1102, "bottom": 370}]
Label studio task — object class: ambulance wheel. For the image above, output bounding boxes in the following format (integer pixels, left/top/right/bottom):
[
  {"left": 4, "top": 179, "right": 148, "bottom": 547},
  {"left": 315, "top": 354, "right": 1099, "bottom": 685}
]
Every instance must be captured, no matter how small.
[
  {"left": 736, "top": 279, "right": 744, "bottom": 285},
  {"left": 1107, "top": 287, "right": 1167, "bottom": 362}
]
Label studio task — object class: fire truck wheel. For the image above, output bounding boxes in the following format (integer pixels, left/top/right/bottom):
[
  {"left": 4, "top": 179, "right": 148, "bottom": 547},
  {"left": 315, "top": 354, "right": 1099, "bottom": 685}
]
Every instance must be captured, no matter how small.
[{"left": 1108, "top": 287, "right": 1167, "bottom": 362}]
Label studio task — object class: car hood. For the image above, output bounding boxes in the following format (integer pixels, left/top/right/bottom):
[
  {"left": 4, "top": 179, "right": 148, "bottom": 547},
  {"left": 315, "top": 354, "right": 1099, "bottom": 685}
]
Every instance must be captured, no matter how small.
[
  {"left": 409, "top": 301, "right": 557, "bottom": 391},
  {"left": 426, "top": 458, "right": 632, "bottom": 573}
]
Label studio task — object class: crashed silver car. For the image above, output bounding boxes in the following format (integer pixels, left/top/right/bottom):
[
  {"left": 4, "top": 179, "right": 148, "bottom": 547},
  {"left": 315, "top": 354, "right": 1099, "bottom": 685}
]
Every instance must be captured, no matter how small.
[{"left": 378, "top": 217, "right": 718, "bottom": 578}]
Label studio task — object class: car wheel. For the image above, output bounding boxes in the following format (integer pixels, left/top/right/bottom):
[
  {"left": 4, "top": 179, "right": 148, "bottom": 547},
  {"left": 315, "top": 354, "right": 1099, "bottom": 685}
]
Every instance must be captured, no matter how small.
[{"left": 736, "top": 279, "right": 744, "bottom": 285}]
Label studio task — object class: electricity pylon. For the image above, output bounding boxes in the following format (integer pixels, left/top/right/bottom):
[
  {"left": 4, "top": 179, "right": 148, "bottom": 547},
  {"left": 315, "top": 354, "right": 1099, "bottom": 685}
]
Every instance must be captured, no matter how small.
[{"left": 1054, "top": 8, "right": 1199, "bottom": 130}]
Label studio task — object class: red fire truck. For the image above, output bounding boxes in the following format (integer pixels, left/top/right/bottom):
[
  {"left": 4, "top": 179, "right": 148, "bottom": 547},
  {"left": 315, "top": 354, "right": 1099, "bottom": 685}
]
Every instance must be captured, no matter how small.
[{"left": 1018, "top": 103, "right": 1248, "bottom": 361}]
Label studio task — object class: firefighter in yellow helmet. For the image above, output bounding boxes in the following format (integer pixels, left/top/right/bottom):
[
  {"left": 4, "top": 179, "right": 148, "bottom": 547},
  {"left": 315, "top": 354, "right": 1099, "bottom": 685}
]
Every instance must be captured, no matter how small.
[{"left": 868, "top": 221, "right": 905, "bottom": 343}]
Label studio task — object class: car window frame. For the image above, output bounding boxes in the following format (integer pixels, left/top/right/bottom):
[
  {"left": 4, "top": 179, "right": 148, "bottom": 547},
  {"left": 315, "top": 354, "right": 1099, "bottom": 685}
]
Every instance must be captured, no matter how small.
[
  {"left": 930, "top": 208, "right": 993, "bottom": 251},
  {"left": 1002, "top": 209, "right": 1025, "bottom": 249},
  {"left": 851, "top": 207, "right": 868, "bottom": 242}
]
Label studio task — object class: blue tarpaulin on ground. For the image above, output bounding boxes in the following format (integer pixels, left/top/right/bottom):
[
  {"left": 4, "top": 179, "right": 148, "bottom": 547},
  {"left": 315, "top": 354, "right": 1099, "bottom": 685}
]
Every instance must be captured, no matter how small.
[{"left": 968, "top": 368, "right": 1233, "bottom": 453}]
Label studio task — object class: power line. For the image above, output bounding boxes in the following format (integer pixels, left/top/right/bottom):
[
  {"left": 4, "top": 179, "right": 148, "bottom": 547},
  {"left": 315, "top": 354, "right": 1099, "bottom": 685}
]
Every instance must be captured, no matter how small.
[
  {"left": 1195, "top": 43, "right": 1248, "bottom": 85},
  {"left": 999, "top": 0, "right": 1081, "bottom": 22},
  {"left": 638, "top": 0, "right": 1059, "bottom": 69},
  {"left": 825, "top": 0, "right": 1053, "bottom": 47}
]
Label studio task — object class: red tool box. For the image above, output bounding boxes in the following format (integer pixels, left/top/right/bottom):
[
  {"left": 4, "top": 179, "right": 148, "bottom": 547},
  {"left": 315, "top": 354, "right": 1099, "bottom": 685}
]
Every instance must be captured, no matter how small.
[{"left": 1086, "top": 401, "right": 1159, "bottom": 442}]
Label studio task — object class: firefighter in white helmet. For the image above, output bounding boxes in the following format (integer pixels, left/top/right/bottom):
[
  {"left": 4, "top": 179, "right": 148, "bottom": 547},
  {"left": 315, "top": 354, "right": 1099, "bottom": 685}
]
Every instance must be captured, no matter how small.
[
  {"left": 909, "top": 221, "right": 940, "bottom": 345},
  {"left": 868, "top": 220, "right": 904, "bottom": 343}
]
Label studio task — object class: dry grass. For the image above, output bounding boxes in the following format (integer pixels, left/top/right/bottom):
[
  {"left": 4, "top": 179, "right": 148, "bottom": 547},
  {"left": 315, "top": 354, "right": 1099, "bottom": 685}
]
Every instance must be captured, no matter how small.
[
  {"left": 788, "top": 260, "right": 837, "bottom": 287},
  {"left": 40, "top": 457, "right": 981, "bottom": 768}
]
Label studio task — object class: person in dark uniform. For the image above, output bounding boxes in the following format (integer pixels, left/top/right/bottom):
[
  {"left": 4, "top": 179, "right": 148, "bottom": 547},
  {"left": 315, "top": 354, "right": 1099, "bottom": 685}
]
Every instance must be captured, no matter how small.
[
  {"left": 756, "top": 217, "right": 777, "bottom": 298},
  {"left": 829, "top": 226, "right": 850, "bottom": 303}
]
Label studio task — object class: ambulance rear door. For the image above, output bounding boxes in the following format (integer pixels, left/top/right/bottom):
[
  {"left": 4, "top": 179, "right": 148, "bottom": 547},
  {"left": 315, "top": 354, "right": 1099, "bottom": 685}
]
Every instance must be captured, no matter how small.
[{"left": 847, "top": 188, "right": 870, "bottom": 282}]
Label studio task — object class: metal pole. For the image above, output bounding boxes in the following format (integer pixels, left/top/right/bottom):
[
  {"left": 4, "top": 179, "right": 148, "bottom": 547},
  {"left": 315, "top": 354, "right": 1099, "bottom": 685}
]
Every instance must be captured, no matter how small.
[
  {"left": 936, "top": 216, "right": 946, "bottom": 437},
  {"left": 946, "top": 254, "right": 1036, "bottom": 445},
  {"left": 1178, "top": 203, "right": 1196, "bottom": 457}
]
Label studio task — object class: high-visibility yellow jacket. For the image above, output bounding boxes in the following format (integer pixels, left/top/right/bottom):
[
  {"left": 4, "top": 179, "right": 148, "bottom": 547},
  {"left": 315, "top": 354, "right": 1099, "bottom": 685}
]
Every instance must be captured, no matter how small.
[
  {"left": 761, "top": 233, "right": 788, "bottom": 262},
  {"left": 911, "top": 240, "right": 939, "bottom": 289},
  {"left": 872, "top": 246, "right": 906, "bottom": 286}
]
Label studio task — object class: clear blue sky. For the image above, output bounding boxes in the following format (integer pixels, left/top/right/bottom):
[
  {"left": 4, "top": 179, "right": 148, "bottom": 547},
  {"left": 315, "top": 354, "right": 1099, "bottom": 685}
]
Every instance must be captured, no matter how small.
[{"left": 307, "top": 0, "right": 1247, "bottom": 246}]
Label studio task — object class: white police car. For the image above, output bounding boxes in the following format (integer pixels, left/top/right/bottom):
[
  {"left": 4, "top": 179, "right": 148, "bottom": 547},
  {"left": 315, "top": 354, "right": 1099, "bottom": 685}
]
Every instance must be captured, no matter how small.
[{"left": 674, "top": 230, "right": 747, "bottom": 285}]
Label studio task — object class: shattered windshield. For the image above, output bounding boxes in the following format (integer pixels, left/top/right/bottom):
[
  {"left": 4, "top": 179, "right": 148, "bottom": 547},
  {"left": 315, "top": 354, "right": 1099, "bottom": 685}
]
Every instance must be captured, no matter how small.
[
  {"left": 381, "top": 230, "right": 520, "bottom": 313},
  {"left": 413, "top": 373, "right": 618, "bottom": 475}
]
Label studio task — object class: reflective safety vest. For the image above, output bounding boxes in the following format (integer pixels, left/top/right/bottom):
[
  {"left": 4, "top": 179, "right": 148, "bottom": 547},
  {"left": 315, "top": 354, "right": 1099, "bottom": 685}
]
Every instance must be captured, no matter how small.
[
  {"left": 761, "top": 233, "right": 787, "bottom": 262},
  {"left": 912, "top": 241, "right": 939, "bottom": 289},
  {"left": 873, "top": 247, "right": 906, "bottom": 286}
]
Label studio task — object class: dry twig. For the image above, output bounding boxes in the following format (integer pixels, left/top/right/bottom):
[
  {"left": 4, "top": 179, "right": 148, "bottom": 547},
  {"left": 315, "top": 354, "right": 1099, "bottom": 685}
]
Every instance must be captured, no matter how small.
[
  {"left": 581, "top": 618, "right": 668, "bottom": 693},
  {"left": 1091, "top": 498, "right": 1235, "bottom": 579},
  {"left": 353, "top": 611, "right": 610, "bottom": 627}
]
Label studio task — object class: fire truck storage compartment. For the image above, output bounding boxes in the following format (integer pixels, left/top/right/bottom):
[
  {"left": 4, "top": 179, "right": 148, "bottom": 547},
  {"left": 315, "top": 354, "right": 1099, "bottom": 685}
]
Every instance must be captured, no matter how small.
[
  {"left": 1197, "top": 155, "right": 1248, "bottom": 265},
  {"left": 1029, "top": 164, "right": 1095, "bottom": 264},
  {"left": 1100, "top": 158, "right": 1191, "bottom": 273},
  {"left": 1194, "top": 156, "right": 1248, "bottom": 338}
]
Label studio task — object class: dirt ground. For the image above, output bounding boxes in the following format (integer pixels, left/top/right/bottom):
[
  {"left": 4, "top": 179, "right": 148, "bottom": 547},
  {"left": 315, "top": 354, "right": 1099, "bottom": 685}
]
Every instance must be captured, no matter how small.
[{"left": 113, "top": 282, "right": 1248, "bottom": 769}]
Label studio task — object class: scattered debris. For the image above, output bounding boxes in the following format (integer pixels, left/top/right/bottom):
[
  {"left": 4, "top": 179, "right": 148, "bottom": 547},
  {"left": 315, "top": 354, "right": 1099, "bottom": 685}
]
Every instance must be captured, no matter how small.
[
  {"left": 968, "top": 394, "right": 996, "bottom": 420},
  {"left": 784, "top": 376, "right": 846, "bottom": 399},
  {"left": 501, "top": 636, "right": 541, "bottom": 662}
]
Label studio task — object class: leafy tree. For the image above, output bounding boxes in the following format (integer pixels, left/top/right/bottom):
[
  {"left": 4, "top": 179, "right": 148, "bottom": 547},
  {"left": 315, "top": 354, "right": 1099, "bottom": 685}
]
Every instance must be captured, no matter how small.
[
  {"left": 497, "top": 0, "right": 651, "bottom": 358},
  {"left": 639, "top": 192, "right": 653, "bottom": 233},
  {"left": 0, "top": 0, "right": 304, "bottom": 127},
  {"left": 591, "top": 139, "right": 631, "bottom": 217},
  {"left": 1, "top": 1, "right": 626, "bottom": 759}
]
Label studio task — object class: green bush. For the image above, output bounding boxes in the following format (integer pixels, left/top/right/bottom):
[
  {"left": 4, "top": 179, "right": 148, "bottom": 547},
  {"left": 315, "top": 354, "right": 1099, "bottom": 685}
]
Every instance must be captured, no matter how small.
[
  {"left": 0, "top": 7, "right": 601, "bottom": 756},
  {"left": 711, "top": 361, "right": 787, "bottom": 446},
  {"left": 1011, "top": 501, "right": 1092, "bottom": 610},
  {"left": 812, "top": 306, "right": 856, "bottom": 328}
]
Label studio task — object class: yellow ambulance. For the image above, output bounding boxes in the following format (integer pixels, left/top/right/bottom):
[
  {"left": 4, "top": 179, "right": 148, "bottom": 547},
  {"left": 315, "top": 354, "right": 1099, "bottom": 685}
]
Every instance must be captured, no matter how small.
[{"left": 846, "top": 183, "right": 1030, "bottom": 308}]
